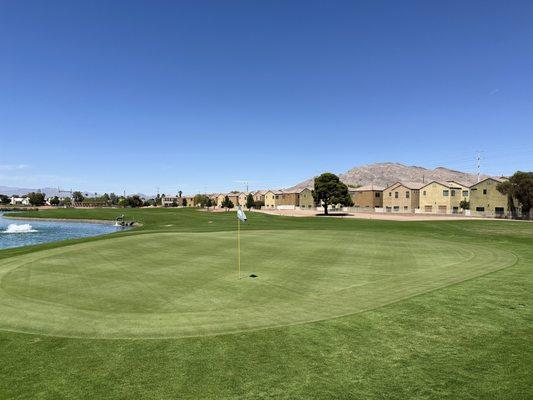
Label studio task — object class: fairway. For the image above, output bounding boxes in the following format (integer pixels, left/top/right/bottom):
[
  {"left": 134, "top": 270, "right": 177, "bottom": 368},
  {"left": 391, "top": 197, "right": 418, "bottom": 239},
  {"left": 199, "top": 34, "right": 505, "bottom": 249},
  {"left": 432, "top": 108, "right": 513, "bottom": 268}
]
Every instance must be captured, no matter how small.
[
  {"left": 1, "top": 209, "right": 532, "bottom": 399},
  {"left": 0, "top": 228, "right": 516, "bottom": 338}
]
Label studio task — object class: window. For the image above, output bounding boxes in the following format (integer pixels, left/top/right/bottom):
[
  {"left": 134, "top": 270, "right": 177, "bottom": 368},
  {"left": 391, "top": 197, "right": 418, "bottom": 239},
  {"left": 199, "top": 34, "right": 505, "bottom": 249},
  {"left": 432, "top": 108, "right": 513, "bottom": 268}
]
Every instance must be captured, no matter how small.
[
  {"left": 423, "top": 190, "right": 426, "bottom": 196},
  {"left": 476, "top": 207, "right": 485, "bottom": 212},
  {"left": 405, "top": 191, "right": 410, "bottom": 198},
  {"left": 443, "top": 190, "right": 449, "bottom": 196},
  {"left": 375, "top": 192, "right": 381, "bottom": 198},
  {"left": 389, "top": 192, "right": 392, "bottom": 197},
  {"left": 404, "top": 206, "right": 408, "bottom": 210},
  {"left": 394, "top": 192, "right": 398, "bottom": 198},
  {"left": 462, "top": 190, "right": 468, "bottom": 197},
  {"left": 483, "top": 189, "right": 487, "bottom": 195},
  {"left": 451, "top": 190, "right": 455, "bottom": 196},
  {"left": 495, "top": 207, "right": 504, "bottom": 215},
  {"left": 393, "top": 206, "right": 399, "bottom": 212}
]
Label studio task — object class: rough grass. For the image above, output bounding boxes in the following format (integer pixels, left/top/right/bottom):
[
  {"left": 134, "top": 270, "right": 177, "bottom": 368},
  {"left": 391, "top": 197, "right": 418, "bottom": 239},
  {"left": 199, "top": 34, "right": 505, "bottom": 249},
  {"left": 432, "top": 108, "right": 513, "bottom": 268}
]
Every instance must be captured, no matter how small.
[{"left": 0, "top": 208, "right": 531, "bottom": 399}]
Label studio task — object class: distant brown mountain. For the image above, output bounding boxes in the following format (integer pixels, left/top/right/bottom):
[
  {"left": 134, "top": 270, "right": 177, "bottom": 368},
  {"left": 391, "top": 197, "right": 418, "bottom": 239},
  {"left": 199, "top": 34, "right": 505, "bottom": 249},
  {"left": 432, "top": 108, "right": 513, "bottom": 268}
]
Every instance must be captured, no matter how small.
[{"left": 287, "top": 162, "right": 488, "bottom": 190}]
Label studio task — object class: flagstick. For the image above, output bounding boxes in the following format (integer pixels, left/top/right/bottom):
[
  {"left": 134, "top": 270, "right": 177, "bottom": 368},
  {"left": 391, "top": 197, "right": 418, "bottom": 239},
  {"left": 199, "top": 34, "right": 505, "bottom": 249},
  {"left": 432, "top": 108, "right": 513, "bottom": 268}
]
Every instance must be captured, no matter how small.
[{"left": 237, "top": 216, "right": 241, "bottom": 279}]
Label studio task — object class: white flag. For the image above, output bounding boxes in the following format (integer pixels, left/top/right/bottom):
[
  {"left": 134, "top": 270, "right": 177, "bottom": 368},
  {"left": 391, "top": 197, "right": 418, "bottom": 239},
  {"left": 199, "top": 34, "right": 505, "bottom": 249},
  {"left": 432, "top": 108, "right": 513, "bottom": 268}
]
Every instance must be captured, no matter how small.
[{"left": 237, "top": 206, "right": 247, "bottom": 222}]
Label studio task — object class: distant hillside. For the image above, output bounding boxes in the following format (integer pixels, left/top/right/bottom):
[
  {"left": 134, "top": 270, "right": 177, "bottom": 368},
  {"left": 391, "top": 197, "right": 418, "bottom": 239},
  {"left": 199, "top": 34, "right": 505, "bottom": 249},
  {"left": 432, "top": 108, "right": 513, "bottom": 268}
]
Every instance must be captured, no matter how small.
[
  {"left": 0, "top": 185, "right": 153, "bottom": 199},
  {"left": 288, "top": 162, "right": 487, "bottom": 190},
  {"left": 0, "top": 186, "right": 67, "bottom": 197}
]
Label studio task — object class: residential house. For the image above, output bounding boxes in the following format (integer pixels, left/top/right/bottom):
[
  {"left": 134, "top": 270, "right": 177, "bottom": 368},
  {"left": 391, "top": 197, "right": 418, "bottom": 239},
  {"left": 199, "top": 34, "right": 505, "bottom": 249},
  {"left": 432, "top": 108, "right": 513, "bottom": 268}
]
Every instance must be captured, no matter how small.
[
  {"left": 349, "top": 185, "right": 384, "bottom": 209},
  {"left": 277, "top": 190, "right": 299, "bottom": 208},
  {"left": 216, "top": 194, "right": 226, "bottom": 208},
  {"left": 264, "top": 190, "right": 282, "bottom": 209},
  {"left": 161, "top": 195, "right": 181, "bottom": 207},
  {"left": 227, "top": 193, "right": 240, "bottom": 207},
  {"left": 10, "top": 196, "right": 30, "bottom": 206},
  {"left": 419, "top": 181, "right": 470, "bottom": 214},
  {"left": 207, "top": 193, "right": 219, "bottom": 207},
  {"left": 297, "top": 188, "right": 314, "bottom": 209},
  {"left": 382, "top": 182, "right": 424, "bottom": 212},
  {"left": 238, "top": 192, "right": 251, "bottom": 208},
  {"left": 469, "top": 177, "right": 509, "bottom": 216},
  {"left": 217, "top": 193, "right": 239, "bottom": 208},
  {"left": 252, "top": 190, "right": 268, "bottom": 203},
  {"left": 183, "top": 196, "right": 195, "bottom": 207},
  {"left": 263, "top": 188, "right": 314, "bottom": 209}
]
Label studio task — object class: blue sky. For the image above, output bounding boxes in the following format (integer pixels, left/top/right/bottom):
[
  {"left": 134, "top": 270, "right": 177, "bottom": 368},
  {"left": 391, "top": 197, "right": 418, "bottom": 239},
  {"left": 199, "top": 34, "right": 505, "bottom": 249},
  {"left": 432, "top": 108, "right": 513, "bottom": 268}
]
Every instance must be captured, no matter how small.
[{"left": 1, "top": 1, "right": 532, "bottom": 195}]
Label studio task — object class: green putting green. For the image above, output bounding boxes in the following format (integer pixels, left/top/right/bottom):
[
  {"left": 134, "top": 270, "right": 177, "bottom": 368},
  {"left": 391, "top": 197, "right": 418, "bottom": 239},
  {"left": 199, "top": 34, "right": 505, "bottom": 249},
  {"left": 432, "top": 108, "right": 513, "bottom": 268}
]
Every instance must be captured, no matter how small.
[
  {"left": 1, "top": 209, "right": 532, "bottom": 399},
  {"left": 0, "top": 228, "right": 516, "bottom": 339}
]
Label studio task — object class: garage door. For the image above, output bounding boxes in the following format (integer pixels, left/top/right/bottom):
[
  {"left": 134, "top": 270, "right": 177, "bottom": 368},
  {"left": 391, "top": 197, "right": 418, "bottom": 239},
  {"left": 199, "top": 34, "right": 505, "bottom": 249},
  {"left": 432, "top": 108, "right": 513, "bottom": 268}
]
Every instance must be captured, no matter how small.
[{"left": 438, "top": 206, "right": 447, "bottom": 214}]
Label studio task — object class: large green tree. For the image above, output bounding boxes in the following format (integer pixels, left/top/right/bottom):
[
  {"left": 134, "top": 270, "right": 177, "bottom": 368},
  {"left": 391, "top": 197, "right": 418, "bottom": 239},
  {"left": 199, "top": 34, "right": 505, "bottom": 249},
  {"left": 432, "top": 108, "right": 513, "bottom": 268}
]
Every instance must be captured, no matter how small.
[
  {"left": 221, "top": 195, "right": 234, "bottom": 210},
  {"left": 0, "top": 194, "right": 10, "bottom": 205},
  {"left": 72, "top": 191, "right": 85, "bottom": 203},
  {"left": 101, "top": 193, "right": 110, "bottom": 205},
  {"left": 194, "top": 194, "right": 210, "bottom": 208},
  {"left": 246, "top": 193, "right": 254, "bottom": 209},
  {"left": 27, "top": 192, "right": 46, "bottom": 206},
  {"left": 313, "top": 173, "right": 352, "bottom": 215},
  {"left": 109, "top": 193, "right": 118, "bottom": 205},
  {"left": 49, "top": 196, "right": 60, "bottom": 206},
  {"left": 126, "top": 195, "right": 144, "bottom": 208},
  {"left": 497, "top": 171, "right": 533, "bottom": 216}
]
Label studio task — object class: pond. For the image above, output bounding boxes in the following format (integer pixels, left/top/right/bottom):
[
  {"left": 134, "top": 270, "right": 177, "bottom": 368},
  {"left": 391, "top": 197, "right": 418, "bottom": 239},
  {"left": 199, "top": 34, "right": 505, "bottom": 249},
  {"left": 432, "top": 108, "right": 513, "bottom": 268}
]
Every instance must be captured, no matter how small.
[{"left": 0, "top": 212, "right": 122, "bottom": 250}]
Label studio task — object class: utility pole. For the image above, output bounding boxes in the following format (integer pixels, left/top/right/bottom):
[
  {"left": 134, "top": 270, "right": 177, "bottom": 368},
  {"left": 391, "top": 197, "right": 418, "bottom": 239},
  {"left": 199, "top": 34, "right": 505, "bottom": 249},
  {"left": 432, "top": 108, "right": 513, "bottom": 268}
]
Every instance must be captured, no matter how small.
[{"left": 476, "top": 152, "right": 481, "bottom": 183}]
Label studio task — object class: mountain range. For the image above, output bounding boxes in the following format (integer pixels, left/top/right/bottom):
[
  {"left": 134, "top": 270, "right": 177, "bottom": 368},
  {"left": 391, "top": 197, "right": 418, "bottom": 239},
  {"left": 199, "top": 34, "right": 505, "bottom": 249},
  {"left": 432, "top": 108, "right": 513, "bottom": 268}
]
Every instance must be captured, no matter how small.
[
  {"left": 0, "top": 186, "right": 71, "bottom": 197},
  {"left": 288, "top": 162, "right": 489, "bottom": 190},
  {"left": 0, "top": 186, "right": 150, "bottom": 199},
  {"left": 1, "top": 163, "right": 491, "bottom": 196}
]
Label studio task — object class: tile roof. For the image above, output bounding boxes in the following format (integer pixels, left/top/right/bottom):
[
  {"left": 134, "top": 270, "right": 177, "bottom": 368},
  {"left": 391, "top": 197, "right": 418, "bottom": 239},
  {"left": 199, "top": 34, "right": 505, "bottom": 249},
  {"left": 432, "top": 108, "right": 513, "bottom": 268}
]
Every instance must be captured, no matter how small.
[
  {"left": 385, "top": 181, "right": 425, "bottom": 190},
  {"left": 349, "top": 184, "right": 385, "bottom": 192}
]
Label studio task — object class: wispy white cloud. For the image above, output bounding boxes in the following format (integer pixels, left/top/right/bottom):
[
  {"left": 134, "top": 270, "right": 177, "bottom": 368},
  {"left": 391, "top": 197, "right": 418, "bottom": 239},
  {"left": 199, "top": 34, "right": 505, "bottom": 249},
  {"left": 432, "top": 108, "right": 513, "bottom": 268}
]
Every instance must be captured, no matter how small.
[{"left": 0, "top": 164, "right": 29, "bottom": 171}]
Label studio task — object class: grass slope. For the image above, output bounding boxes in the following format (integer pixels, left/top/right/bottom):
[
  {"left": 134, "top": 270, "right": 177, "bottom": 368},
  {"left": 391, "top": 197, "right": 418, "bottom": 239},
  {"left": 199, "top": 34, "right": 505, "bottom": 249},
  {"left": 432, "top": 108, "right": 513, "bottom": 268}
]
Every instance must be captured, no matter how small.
[{"left": 0, "top": 208, "right": 532, "bottom": 399}]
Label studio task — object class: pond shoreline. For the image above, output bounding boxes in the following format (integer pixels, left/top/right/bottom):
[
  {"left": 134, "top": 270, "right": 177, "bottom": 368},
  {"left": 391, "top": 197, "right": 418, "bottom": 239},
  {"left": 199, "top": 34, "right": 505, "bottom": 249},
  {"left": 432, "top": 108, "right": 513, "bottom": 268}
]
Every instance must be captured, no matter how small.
[
  {"left": 3, "top": 215, "right": 118, "bottom": 226},
  {"left": 2, "top": 214, "right": 143, "bottom": 229},
  {"left": 4, "top": 215, "right": 143, "bottom": 228}
]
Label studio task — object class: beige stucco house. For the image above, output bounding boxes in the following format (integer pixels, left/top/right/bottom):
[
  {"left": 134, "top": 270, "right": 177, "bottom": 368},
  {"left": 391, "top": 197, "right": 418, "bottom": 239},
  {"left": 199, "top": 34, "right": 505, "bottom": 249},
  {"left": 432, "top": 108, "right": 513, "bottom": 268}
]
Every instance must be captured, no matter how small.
[
  {"left": 183, "top": 196, "right": 195, "bottom": 207},
  {"left": 469, "top": 177, "right": 509, "bottom": 215},
  {"left": 216, "top": 194, "right": 226, "bottom": 208},
  {"left": 161, "top": 195, "right": 181, "bottom": 207},
  {"left": 382, "top": 182, "right": 423, "bottom": 212},
  {"left": 252, "top": 190, "right": 268, "bottom": 203},
  {"left": 216, "top": 193, "right": 239, "bottom": 208},
  {"left": 419, "top": 181, "right": 470, "bottom": 214},
  {"left": 263, "top": 188, "right": 314, "bottom": 209},
  {"left": 238, "top": 192, "right": 251, "bottom": 208},
  {"left": 298, "top": 188, "right": 314, "bottom": 209},
  {"left": 349, "top": 185, "right": 384, "bottom": 209},
  {"left": 264, "top": 190, "right": 282, "bottom": 208}
]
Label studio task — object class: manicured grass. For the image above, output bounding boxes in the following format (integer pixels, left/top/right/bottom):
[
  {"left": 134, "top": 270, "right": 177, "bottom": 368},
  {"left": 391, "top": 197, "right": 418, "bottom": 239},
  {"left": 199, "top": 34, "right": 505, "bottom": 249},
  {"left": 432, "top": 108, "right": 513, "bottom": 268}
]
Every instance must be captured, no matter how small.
[{"left": 0, "top": 208, "right": 531, "bottom": 399}]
